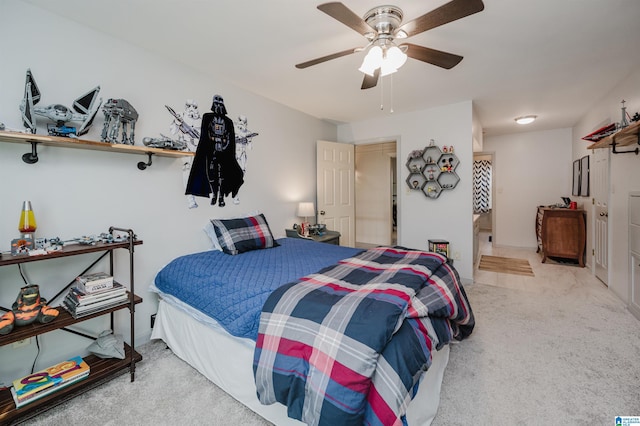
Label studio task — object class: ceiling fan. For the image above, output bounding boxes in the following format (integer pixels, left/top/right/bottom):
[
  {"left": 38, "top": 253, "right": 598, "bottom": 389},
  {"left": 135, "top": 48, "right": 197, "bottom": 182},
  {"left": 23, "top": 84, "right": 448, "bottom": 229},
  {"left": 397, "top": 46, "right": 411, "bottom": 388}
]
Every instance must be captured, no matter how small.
[{"left": 295, "top": 0, "right": 485, "bottom": 90}]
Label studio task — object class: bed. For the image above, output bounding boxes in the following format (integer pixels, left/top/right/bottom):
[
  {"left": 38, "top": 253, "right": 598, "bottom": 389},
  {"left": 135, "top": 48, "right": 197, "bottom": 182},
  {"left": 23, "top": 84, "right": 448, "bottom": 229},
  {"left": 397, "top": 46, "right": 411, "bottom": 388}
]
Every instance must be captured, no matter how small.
[{"left": 150, "top": 214, "right": 474, "bottom": 426}]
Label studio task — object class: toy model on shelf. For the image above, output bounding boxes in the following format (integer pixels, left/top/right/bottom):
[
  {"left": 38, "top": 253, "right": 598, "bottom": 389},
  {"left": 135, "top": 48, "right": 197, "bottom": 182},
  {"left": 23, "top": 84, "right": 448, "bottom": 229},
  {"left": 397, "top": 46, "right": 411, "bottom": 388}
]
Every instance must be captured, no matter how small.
[
  {"left": 19, "top": 69, "right": 102, "bottom": 138},
  {"left": 100, "top": 98, "right": 138, "bottom": 145}
]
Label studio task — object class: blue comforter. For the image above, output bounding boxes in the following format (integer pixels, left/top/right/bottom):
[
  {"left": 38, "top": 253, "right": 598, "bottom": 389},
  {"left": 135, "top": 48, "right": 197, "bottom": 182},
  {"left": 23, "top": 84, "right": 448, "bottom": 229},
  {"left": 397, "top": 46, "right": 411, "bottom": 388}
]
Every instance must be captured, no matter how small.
[{"left": 153, "top": 238, "right": 362, "bottom": 340}]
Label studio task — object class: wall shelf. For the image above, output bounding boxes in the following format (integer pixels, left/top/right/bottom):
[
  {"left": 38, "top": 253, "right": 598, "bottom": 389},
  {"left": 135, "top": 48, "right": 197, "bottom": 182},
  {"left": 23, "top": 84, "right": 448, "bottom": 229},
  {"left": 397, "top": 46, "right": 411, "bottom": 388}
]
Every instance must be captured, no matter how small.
[
  {"left": 0, "top": 130, "right": 194, "bottom": 169},
  {"left": 587, "top": 121, "right": 640, "bottom": 152},
  {"left": 405, "top": 143, "right": 459, "bottom": 198}
]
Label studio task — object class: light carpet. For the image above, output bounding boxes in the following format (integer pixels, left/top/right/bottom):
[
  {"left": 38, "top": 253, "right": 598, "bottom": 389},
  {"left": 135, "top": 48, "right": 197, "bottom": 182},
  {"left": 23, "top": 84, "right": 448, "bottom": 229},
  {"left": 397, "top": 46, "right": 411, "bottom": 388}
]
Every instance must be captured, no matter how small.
[
  {"left": 478, "top": 255, "right": 535, "bottom": 276},
  {"left": 18, "top": 341, "right": 269, "bottom": 426},
  {"left": 19, "top": 281, "right": 640, "bottom": 425}
]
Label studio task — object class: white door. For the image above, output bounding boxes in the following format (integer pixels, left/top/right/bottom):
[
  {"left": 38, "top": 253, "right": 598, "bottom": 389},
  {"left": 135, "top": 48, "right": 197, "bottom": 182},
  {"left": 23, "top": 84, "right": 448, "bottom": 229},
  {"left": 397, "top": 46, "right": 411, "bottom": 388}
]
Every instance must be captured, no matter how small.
[
  {"left": 593, "top": 148, "right": 609, "bottom": 284},
  {"left": 317, "top": 141, "right": 355, "bottom": 247}
]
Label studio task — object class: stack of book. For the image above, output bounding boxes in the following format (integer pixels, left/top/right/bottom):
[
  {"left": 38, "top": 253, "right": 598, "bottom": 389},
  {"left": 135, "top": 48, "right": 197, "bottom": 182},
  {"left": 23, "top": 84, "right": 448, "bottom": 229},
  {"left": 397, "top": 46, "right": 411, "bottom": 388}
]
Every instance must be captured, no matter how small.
[
  {"left": 75, "top": 272, "right": 114, "bottom": 293},
  {"left": 11, "top": 355, "right": 90, "bottom": 408},
  {"left": 63, "top": 274, "right": 128, "bottom": 318}
]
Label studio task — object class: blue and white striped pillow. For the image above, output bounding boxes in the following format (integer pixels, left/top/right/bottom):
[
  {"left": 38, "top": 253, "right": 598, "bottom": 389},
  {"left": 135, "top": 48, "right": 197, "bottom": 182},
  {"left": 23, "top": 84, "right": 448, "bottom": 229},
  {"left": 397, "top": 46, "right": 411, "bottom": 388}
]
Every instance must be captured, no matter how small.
[{"left": 210, "top": 213, "right": 279, "bottom": 255}]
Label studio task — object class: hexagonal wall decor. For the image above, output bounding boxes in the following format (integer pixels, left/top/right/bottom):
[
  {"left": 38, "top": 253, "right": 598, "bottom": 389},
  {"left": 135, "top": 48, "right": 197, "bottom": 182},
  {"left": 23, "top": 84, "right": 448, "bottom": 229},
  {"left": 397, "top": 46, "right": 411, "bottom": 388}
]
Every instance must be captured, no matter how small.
[{"left": 405, "top": 141, "right": 460, "bottom": 198}]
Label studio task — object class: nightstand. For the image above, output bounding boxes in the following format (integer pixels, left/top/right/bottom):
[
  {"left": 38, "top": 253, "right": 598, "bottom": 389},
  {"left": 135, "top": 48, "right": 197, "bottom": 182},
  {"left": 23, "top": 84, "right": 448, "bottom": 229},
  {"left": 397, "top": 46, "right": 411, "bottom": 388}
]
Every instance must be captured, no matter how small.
[{"left": 285, "top": 229, "right": 341, "bottom": 245}]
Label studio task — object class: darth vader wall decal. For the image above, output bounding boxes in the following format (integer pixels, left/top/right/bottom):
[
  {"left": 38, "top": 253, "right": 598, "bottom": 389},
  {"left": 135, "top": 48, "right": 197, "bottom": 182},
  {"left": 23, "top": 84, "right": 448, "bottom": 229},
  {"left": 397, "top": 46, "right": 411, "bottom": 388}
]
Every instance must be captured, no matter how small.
[{"left": 185, "top": 95, "right": 244, "bottom": 207}]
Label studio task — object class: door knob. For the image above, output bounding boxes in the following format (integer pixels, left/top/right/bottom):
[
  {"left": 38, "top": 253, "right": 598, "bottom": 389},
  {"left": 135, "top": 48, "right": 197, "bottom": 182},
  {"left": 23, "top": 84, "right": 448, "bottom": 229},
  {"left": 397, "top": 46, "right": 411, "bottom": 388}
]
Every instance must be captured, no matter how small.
[{"left": 320, "top": 210, "right": 326, "bottom": 215}]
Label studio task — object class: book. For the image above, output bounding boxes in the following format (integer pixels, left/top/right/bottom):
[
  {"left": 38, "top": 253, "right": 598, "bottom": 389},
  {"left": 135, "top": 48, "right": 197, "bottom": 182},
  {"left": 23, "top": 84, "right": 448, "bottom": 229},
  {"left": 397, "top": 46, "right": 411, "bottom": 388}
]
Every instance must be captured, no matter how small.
[
  {"left": 63, "top": 293, "right": 129, "bottom": 318},
  {"left": 11, "top": 369, "right": 89, "bottom": 408},
  {"left": 64, "top": 292, "right": 129, "bottom": 311},
  {"left": 68, "top": 282, "right": 126, "bottom": 305},
  {"left": 74, "top": 294, "right": 129, "bottom": 313},
  {"left": 76, "top": 272, "right": 113, "bottom": 293},
  {"left": 11, "top": 355, "right": 90, "bottom": 407}
]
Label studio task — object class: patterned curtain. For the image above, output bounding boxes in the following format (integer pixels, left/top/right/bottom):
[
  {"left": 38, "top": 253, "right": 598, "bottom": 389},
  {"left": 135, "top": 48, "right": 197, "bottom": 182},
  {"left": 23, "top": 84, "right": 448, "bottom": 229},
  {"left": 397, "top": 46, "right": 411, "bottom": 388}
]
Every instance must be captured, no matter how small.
[{"left": 473, "top": 160, "right": 492, "bottom": 213}]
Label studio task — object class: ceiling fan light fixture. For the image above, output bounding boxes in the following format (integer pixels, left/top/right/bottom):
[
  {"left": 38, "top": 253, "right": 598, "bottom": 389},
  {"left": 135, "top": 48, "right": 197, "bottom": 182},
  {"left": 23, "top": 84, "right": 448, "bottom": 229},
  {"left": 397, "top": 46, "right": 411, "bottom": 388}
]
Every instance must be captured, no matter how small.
[
  {"left": 395, "top": 29, "right": 408, "bottom": 39},
  {"left": 359, "top": 45, "right": 383, "bottom": 76},
  {"left": 380, "top": 62, "right": 398, "bottom": 77},
  {"left": 515, "top": 115, "right": 537, "bottom": 125},
  {"left": 359, "top": 44, "right": 407, "bottom": 77},
  {"left": 386, "top": 45, "right": 407, "bottom": 69}
]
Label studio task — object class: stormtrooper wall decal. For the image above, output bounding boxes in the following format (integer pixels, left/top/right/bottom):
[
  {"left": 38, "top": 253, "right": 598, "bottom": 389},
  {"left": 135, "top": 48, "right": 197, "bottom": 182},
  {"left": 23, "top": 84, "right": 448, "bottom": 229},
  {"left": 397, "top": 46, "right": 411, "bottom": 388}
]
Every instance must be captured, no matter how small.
[
  {"left": 169, "top": 99, "right": 202, "bottom": 209},
  {"left": 232, "top": 114, "right": 259, "bottom": 204}
]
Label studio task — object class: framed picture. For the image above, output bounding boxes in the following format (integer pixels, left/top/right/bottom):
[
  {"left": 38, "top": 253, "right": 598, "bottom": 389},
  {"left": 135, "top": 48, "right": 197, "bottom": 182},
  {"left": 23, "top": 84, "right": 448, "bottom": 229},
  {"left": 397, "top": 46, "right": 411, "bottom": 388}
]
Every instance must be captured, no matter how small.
[
  {"left": 580, "top": 155, "right": 590, "bottom": 197},
  {"left": 572, "top": 159, "right": 581, "bottom": 196}
]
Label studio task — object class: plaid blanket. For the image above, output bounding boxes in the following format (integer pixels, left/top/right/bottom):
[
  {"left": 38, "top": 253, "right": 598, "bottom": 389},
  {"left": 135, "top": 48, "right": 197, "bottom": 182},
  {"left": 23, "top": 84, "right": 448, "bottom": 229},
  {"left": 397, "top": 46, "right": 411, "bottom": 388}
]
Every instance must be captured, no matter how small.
[{"left": 253, "top": 246, "right": 474, "bottom": 426}]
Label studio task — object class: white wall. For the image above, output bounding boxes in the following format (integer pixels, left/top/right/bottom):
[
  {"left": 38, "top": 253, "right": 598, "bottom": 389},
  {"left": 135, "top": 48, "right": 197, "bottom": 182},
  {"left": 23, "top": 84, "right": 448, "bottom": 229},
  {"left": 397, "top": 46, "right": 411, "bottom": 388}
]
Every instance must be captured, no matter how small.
[
  {"left": 572, "top": 69, "right": 640, "bottom": 302},
  {"left": 0, "top": 1, "right": 335, "bottom": 382},
  {"left": 483, "top": 128, "right": 573, "bottom": 248},
  {"left": 338, "top": 101, "right": 475, "bottom": 281}
]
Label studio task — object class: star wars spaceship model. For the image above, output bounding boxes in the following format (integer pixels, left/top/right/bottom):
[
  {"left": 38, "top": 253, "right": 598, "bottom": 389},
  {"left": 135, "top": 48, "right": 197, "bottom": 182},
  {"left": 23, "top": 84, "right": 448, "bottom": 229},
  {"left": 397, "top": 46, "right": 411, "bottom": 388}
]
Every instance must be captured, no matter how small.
[{"left": 19, "top": 69, "right": 102, "bottom": 137}]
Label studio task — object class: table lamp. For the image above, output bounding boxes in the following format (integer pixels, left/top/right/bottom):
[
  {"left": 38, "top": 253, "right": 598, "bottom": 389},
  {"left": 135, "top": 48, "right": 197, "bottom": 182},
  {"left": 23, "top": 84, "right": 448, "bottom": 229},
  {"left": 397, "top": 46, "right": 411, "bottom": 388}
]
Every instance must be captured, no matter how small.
[
  {"left": 297, "top": 202, "right": 315, "bottom": 237},
  {"left": 18, "top": 200, "right": 37, "bottom": 240}
]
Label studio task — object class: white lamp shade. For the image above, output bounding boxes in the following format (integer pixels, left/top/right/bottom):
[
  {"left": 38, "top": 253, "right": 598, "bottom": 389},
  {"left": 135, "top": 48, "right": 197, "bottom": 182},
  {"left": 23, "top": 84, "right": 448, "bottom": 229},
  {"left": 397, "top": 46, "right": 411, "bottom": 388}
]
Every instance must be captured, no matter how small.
[
  {"left": 380, "top": 61, "right": 398, "bottom": 77},
  {"left": 297, "top": 202, "right": 315, "bottom": 218},
  {"left": 386, "top": 45, "right": 407, "bottom": 69},
  {"left": 360, "top": 44, "right": 407, "bottom": 77},
  {"left": 358, "top": 45, "right": 383, "bottom": 76}
]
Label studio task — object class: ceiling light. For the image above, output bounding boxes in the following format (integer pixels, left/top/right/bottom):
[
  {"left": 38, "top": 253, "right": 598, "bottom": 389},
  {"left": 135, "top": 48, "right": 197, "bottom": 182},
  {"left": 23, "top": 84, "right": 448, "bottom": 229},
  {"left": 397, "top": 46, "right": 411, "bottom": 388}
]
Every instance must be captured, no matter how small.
[
  {"left": 358, "top": 45, "right": 383, "bottom": 76},
  {"left": 386, "top": 45, "right": 407, "bottom": 70},
  {"left": 359, "top": 42, "right": 408, "bottom": 77},
  {"left": 515, "top": 115, "right": 537, "bottom": 125}
]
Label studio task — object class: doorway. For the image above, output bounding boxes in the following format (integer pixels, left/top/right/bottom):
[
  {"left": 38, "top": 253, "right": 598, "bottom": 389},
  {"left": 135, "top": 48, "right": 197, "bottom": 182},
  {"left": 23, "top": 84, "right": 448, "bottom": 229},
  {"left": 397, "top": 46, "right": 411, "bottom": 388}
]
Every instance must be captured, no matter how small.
[
  {"left": 473, "top": 153, "right": 494, "bottom": 265},
  {"left": 592, "top": 148, "right": 609, "bottom": 285},
  {"left": 354, "top": 141, "right": 397, "bottom": 248}
]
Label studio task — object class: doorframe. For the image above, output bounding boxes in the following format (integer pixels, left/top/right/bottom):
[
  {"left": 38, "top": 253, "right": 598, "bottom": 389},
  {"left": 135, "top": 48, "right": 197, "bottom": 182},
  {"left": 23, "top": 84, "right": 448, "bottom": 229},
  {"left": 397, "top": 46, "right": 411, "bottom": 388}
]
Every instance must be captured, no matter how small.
[
  {"left": 591, "top": 147, "right": 610, "bottom": 285},
  {"left": 354, "top": 140, "right": 397, "bottom": 247},
  {"left": 473, "top": 151, "right": 496, "bottom": 247}
]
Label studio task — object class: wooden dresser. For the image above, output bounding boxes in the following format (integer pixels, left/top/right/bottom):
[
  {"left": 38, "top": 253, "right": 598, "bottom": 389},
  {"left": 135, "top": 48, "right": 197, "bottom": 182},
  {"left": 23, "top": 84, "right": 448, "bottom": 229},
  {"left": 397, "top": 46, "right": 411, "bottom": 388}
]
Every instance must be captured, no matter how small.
[{"left": 536, "top": 207, "right": 586, "bottom": 267}]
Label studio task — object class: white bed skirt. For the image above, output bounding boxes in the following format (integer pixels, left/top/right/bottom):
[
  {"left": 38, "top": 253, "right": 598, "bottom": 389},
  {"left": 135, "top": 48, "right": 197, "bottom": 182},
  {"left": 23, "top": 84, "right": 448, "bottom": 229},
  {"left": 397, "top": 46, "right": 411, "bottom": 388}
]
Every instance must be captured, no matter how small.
[{"left": 151, "top": 298, "right": 449, "bottom": 425}]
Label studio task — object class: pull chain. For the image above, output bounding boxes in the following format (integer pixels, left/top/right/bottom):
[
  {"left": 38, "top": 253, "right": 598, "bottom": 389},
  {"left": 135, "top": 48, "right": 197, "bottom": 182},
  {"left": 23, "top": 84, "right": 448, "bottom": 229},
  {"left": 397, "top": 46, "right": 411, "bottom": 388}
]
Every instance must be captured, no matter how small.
[
  {"left": 380, "top": 73, "right": 384, "bottom": 111},
  {"left": 378, "top": 74, "right": 395, "bottom": 113},
  {"left": 390, "top": 74, "right": 394, "bottom": 114}
]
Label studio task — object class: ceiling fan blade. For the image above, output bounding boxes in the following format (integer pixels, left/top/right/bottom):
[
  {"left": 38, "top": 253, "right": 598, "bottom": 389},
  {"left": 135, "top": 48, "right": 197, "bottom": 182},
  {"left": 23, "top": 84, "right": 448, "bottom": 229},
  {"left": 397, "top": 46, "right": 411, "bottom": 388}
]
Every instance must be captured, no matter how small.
[
  {"left": 295, "top": 48, "right": 358, "bottom": 69},
  {"left": 404, "top": 43, "right": 463, "bottom": 69},
  {"left": 396, "top": 0, "right": 484, "bottom": 38},
  {"left": 361, "top": 68, "right": 380, "bottom": 90},
  {"left": 317, "top": 2, "right": 375, "bottom": 36}
]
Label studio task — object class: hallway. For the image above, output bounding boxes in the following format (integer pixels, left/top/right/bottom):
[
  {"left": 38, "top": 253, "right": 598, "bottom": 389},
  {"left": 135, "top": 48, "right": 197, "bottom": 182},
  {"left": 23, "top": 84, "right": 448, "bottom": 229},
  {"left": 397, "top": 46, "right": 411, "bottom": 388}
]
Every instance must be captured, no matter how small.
[{"left": 473, "top": 231, "right": 605, "bottom": 294}]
